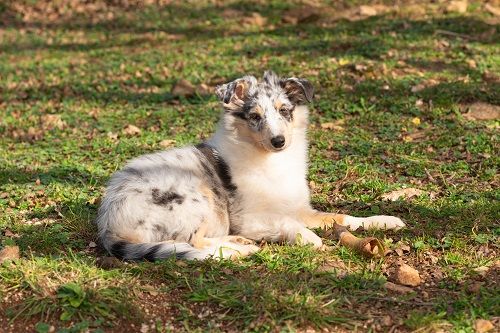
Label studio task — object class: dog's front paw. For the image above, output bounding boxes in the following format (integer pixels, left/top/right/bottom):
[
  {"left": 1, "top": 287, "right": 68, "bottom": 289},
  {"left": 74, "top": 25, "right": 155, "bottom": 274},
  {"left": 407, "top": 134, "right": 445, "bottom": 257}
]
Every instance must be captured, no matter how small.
[
  {"left": 295, "top": 228, "right": 323, "bottom": 249},
  {"left": 364, "top": 215, "right": 405, "bottom": 230}
]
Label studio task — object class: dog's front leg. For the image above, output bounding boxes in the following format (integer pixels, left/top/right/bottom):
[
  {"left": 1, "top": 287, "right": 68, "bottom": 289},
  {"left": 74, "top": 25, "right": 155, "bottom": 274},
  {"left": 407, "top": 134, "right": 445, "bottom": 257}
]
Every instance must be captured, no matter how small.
[
  {"left": 237, "top": 214, "right": 324, "bottom": 248},
  {"left": 299, "top": 209, "right": 405, "bottom": 230}
]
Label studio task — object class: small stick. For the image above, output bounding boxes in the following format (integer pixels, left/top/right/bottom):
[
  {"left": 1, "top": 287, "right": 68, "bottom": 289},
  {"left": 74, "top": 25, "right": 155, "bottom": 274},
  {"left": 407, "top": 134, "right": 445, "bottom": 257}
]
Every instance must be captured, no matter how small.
[{"left": 326, "top": 223, "right": 384, "bottom": 257}]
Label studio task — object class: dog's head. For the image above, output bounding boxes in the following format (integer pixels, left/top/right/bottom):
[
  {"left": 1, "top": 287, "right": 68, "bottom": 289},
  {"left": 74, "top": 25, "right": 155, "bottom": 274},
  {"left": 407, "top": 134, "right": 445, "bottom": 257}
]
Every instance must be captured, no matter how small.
[{"left": 215, "top": 71, "right": 313, "bottom": 152}]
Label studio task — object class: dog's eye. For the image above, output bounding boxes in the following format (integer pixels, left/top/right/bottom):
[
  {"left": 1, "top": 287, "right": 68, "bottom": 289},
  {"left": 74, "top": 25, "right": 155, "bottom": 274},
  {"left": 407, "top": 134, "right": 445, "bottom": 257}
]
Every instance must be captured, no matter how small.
[
  {"left": 248, "top": 113, "right": 261, "bottom": 122},
  {"left": 279, "top": 106, "right": 290, "bottom": 117}
]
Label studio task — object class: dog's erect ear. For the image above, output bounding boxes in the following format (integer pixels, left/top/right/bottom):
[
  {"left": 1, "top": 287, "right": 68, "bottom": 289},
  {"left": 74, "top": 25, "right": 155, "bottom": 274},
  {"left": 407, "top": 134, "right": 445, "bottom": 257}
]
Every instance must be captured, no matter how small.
[
  {"left": 215, "top": 76, "right": 257, "bottom": 106},
  {"left": 280, "top": 77, "right": 314, "bottom": 105}
]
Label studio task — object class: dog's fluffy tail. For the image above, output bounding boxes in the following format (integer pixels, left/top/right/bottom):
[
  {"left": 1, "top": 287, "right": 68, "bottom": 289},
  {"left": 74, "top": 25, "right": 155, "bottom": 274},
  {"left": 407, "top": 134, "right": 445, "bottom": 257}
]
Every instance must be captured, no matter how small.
[{"left": 107, "top": 240, "right": 221, "bottom": 261}]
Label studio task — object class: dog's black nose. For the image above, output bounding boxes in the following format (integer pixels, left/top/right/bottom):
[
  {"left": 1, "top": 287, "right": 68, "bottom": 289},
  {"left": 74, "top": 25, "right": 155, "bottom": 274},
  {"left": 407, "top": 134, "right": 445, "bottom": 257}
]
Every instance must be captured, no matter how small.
[{"left": 271, "top": 135, "right": 285, "bottom": 149}]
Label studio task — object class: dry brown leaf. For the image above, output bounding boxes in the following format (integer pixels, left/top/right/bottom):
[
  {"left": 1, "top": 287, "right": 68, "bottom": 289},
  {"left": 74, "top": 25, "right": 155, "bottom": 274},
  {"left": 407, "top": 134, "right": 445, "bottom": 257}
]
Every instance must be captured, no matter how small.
[
  {"left": 197, "top": 83, "right": 213, "bottom": 95},
  {"left": 242, "top": 12, "right": 266, "bottom": 27},
  {"left": 359, "top": 5, "right": 378, "bottom": 16},
  {"left": 41, "top": 114, "right": 66, "bottom": 130},
  {"left": 171, "top": 79, "right": 196, "bottom": 97},
  {"left": 473, "top": 266, "right": 489, "bottom": 277},
  {"left": 123, "top": 124, "right": 141, "bottom": 136},
  {"left": 381, "top": 188, "right": 425, "bottom": 201},
  {"left": 221, "top": 8, "right": 243, "bottom": 19},
  {"left": 393, "top": 263, "right": 421, "bottom": 286},
  {"left": 463, "top": 102, "right": 500, "bottom": 121},
  {"left": 485, "top": 4, "right": 500, "bottom": 16},
  {"left": 320, "top": 120, "right": 344, "bottom": 131},
  {"left": 466, "top": 59, "right": 477, "bottom": 69},
  {"left": 384, "top": 281, "right": 414, "bottom": 294},
  {"left": 475, "top": 319, "right": 494, "bottom": 333},
  {"left": 107, "top": 131, "right": 118, "bottom": 141},
  {"left": 159, "top": 139, "right": 175, "bottom": 148},
  {"left": 0, "top": 245, "right": 20, "bottom": 263},
  {"left": 282, "top": 6, "right": 321, "bottom": 24},
  {"left": 447, "top": 0, "right": 468, "bottom": 13}
]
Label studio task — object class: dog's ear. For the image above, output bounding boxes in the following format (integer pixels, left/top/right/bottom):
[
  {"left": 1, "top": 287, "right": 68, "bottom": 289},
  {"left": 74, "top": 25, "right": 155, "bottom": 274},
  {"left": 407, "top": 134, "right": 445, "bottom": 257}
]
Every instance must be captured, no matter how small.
[
  {"left": 280, "top": 77, "right": 314, "bottom": 105},
  {"left": 215, "top": 76, "right": 257, "bottom": 106}
]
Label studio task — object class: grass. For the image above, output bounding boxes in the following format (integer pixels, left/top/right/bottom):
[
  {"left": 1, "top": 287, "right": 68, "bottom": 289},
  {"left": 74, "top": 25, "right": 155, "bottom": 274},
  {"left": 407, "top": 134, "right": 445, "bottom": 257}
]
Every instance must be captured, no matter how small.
[{"left": 1, "top": 0, "right": 499, "bottom": 332}]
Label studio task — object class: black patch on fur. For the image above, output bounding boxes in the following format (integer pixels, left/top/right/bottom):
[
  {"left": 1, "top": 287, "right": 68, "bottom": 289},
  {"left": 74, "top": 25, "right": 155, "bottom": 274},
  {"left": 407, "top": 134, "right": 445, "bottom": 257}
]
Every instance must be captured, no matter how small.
[
  {"left": 137, "top": 219, "right": 145, "bottom": 226},
  {"left": 232, "top": 111, "right": 247, "bottom": 120},
  {"left": 144, "top": 244, "right": 162, "bottom": 262},
  {"left": 195, "top": 143, "right": 237, "bottom": 195},
  {"left": 151, "top": 188, "right": 185, "bottom": 206},
  {"left": 110, "top": 241, "right": 127, "bottom": 259},
  {"left": 175, "top": 250, "right": 191, "bottom": 259},
  {"left": 154, "top": 224, "right": 166, "bottom": 233},
  {"left": 192, "top": 198, "right": 200, "bottom": 203}
]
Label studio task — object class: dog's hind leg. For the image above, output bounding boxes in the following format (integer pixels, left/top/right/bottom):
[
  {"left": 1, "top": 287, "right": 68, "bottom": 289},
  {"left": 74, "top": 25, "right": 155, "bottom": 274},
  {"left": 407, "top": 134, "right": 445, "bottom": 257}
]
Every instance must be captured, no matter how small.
[
  {"left": 299, "top": 210, "right": 405, "bottom": 231},
  {"left": 189, "top": 222, "right": 259, "bottom": 259}
]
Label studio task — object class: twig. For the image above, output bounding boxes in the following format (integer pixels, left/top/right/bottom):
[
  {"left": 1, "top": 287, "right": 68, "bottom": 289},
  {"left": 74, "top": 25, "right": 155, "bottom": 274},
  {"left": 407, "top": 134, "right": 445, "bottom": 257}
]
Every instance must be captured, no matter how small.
[{"left": 435, "top": 29, "right": 476, "bottom": 41}]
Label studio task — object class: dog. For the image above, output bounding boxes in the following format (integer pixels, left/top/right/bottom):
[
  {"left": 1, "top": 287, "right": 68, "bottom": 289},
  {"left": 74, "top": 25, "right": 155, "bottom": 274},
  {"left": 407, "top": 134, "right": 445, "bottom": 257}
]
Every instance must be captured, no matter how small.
[{"left": 96, "top": 71, "right": 405, "bottom": 260}]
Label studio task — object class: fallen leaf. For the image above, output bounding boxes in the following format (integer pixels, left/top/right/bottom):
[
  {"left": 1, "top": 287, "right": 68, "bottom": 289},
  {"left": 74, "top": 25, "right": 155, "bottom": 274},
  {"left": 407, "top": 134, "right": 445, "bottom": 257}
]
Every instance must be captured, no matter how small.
[
  {"left": 320, "top": 122, "right": 344, "bottom": 131},
  {"left": 159, "top": 139, "right": 175, "bottom": 148},
  {"left": 282, "top": 6, "right": 321, "bottom": 24},
  {"left": 463, "top": 102, "right": 500, "bottom": 121},
  {"left": 447, "top": 0, "right": 468, "bottom": 13},
  {"left": 197, "top": 83, "right": 213, "bottom": 95},
  {"left": 484, "top": 4, "right": 500, "bottom": 16},
  {"left": 393, "top": 263, "right": 421, "bottom": 286},
  {"left": 359, "top": 5, "right": 378, "bottom": 16},
  {"left": 41, "top": 114, "right": 66, "bottom": 130},
  {"left": 321, "top": 119, "right": 345, "bottom": 131},
  {"left": 466, "top": 59, "right": 477, "bottom": 69},
  {"left": 482, "top": 71, "right": 500, "bottom": 83},
  {"left": 475, "top": 319, "right": 494, "bottom": 333},
  {"left": 107, "top": 131, "right": 118, "bottom": 140},
  {"left": 384, "top": 281, "right": 414, "bottom": 294},
  {"left": 467, "top": 281, "right": 483, "bottom": 294},
  {"left": 242, "top": 12, "right": 266, "bottom": 27},
  {"left": 221, "top": 8, "right": 243, "bottom": 18},
  {"left": 411, "top": 117, "right": 421, "bottom": 125},
  {"left": 381, "top": 188, "right": 425, "bottom": 201},
  {"left": 0, "top": 246, "right": 20, "bottom": 263},
  {"left": 473, "top": 266, "right": 489, "bottom": 277},
  {"left": 171, "top": 79, "right": 196, "bottom": 97},
  {"left": 381, "top": 315, "right": 393, "bottom": 327},
  {"left": 88, "top": 241, "right": 97, "bottom": 248},
  {"left": 123, "top": 124, "right": 141, "bottom": 136}
]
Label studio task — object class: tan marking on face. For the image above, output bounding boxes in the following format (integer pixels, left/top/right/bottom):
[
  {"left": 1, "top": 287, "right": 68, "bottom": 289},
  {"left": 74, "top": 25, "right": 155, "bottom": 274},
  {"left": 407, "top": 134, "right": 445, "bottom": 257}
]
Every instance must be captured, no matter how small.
[
  {"left": 254, "top": 105, "right": 264, "bottom": 116},
  {"left": 232, "top": 118, "right": 267, "bottom": 151},
  {"left": 274, "top": 100, "right": 283, "bottom": 111}
]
